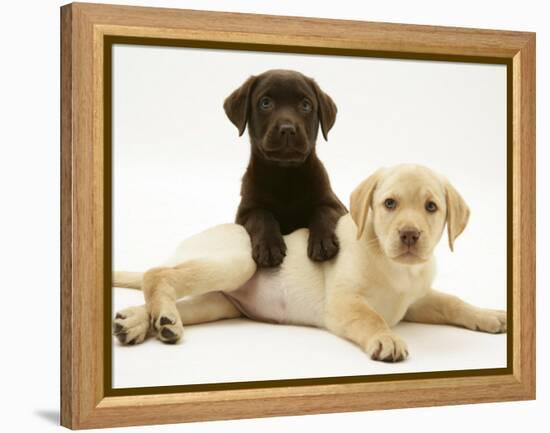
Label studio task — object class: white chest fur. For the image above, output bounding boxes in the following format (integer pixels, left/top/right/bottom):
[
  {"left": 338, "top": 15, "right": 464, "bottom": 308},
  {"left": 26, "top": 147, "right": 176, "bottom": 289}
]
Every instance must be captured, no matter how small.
[{"left": 362, "top": 260, "right": 433, "bottom": 326}]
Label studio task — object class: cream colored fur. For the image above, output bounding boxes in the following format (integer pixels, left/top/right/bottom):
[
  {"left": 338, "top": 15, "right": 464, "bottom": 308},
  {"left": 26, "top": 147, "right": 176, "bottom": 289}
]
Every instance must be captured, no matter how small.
[{"left": 113, "top": 164, "right": 506, "bottom": 361}]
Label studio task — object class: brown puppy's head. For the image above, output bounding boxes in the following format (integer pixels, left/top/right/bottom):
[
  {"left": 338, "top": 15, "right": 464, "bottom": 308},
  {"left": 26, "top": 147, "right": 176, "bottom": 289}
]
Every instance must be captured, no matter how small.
[
  {"left": 223, "top": 69, "right": 337, "bottom": 166},
  {"left": 350, "top": 165, "right": 470, "bottom": 265}
]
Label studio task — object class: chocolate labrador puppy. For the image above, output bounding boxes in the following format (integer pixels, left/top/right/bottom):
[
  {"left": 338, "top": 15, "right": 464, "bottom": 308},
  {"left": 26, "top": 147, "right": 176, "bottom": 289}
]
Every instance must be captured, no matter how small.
[{"left": 224, "top": 69, "right": 346, "bottom": 267}]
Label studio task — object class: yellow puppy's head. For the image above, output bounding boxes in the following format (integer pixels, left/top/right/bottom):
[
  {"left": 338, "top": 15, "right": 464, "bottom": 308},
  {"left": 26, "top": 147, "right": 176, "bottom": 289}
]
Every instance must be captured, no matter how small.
[{"left": 350, "top": 164, "right": 470, "bottom": 265}]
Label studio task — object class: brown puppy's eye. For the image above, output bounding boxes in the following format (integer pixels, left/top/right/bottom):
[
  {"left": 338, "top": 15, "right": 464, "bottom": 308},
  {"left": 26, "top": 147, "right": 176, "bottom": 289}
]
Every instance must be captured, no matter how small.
[
  {"left": 384, "top": 198, "right": 397, "bottom": 210},
  {"left": 300, "top": 99, "right": 312, "bottom": 113},
  {"left": 259, "top": 97, "right": 273, "bottom": 110},
  {"left": 425, "top": 201, "right": 438, "bottom": 213}
]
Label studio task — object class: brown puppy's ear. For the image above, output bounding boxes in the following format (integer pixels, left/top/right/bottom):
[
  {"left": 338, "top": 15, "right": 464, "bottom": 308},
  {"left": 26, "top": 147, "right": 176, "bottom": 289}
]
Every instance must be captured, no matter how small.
[
  {"left": 445, "top": 182, "right": 470, "bottom": 251},
  {"left": 350, "top": 169, "right": 382, "bottom": 240},
  {"left": 223, "top": 76, "right": 257, "bottom": 136},
  {"left": 309, "top": 79, "right": 337, "bottom": 141}
]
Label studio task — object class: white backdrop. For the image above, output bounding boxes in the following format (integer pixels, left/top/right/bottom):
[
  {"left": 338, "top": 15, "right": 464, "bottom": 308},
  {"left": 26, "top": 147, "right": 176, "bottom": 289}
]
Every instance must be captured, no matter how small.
[
  {"left": 2, "top": 1, "right": 546, "bottom": 432},
  {"left": 112, "top": 44, "right": 508, "bottom": 387},
  {"left": 113, "top": 46, "right": 507, "bottom": 306}
]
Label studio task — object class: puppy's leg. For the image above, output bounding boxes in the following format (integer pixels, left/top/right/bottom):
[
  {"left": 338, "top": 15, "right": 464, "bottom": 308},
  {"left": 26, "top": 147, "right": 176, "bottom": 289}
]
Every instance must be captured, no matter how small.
[
  {"left": 143, "top": 255, "right": 255, "bottom": 343},
  {"left": 404, "top": 290, "right": 507, "bottom": 333},
  {"left": 307, "top": 205, "right": 342, "bottom": 262},
  {"left": 324, "top": 293, "right": 409, "bottom": 362},
  {"left": 113, "top": 292, "right": 242, "bottom": 345},
  {"left": 176, "top": 292, "right": 242, "bottom": 325},
  {"left": 237, "top": 208, "right": 286, "bottom": 268}
]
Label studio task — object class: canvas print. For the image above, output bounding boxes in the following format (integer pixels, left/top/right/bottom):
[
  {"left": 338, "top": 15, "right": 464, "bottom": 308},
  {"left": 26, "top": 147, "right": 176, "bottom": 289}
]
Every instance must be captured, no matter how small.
[{"left": 110, "top": 45, "right": 507, "bottom": 389}]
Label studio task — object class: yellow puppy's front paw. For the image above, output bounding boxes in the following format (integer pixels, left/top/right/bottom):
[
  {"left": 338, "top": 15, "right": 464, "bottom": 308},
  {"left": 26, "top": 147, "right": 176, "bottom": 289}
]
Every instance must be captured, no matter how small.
[
  {"left": 113, "top": 305, "right": 151, "bottom": 345},
  {"left": 468, "top": 309, "right": 507, "bottom": 334},
  {"left": 148, "top": 300, "right": 184, "bottom": 344},
  {"left": 152, "top": 314, "right": 184, "bottom": 344},
  {"left": 365, "top": 332, "right": 409, "bottom": 362}
]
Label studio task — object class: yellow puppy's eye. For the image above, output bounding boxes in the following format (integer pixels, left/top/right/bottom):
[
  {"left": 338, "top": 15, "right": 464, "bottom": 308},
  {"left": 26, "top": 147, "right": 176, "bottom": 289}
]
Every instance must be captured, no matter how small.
[
  {"left": 384, "top": 198, "right": 397, "bottom": 210},
  {"left": 425, "top": 201, "right": 438, "bottom": 213}
]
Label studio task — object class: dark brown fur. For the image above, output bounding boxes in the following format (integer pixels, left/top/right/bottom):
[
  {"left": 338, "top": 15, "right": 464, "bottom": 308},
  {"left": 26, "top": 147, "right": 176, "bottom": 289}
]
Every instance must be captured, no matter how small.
[{"left": 224, "top": 69, "right": 347, "bottom": 267}]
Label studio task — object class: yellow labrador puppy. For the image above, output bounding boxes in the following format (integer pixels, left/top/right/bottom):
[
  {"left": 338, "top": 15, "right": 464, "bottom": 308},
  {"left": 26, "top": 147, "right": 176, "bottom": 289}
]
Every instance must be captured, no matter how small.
[{"left": 113, "top": 164, "right": 506, "bottom": 362}]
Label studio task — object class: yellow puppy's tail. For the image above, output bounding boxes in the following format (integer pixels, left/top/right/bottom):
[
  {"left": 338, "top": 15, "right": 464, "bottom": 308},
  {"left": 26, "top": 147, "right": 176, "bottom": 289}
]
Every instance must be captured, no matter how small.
[{"left": 112, "top": 271, "right": 143, "bottom": 290}]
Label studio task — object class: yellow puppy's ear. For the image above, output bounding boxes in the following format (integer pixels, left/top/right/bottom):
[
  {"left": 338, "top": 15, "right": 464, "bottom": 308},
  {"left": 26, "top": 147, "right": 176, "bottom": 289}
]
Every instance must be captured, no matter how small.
[
  {"left": 445, "top": 182, "right": 470, "bottom": 251},
  {"left": 350, "top": 170, "right": 382, "bottom": 240}
]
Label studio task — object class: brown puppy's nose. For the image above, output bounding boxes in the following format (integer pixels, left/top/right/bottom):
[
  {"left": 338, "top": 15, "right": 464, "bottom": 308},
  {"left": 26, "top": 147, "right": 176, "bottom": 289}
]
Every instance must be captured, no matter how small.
[
  {"left": 279, "top": 123, "right": 296, "bottom": 137},
  {"left": 399, "top": 228, "right": 420, "bottom": 246}
]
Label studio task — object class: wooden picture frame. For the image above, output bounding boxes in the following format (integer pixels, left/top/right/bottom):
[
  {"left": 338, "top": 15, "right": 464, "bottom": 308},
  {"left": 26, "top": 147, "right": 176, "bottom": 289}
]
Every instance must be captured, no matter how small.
[{"left": 60, "top": 2, "right": 535, "bottom": 429}]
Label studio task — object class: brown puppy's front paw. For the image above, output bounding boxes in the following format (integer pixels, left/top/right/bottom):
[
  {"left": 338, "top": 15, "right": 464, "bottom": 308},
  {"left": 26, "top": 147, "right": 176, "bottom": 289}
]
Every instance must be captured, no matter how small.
[
  {"left": 252, "top": 236, "right": 287, "bottom": 267},
  {"left": 365, "top": 332, "right": 409, "bottom": 362},
  {"left": 308, "top": 232, "right": 339, "bottom": 262},
  {"left": 113, "top": 305, "right": 151, "bottom": 345}
]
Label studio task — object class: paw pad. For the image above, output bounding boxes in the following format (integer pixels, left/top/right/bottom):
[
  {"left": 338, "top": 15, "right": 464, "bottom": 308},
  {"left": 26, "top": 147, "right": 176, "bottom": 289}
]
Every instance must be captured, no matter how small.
[
  {"left": 159, "top": 316, "right": 173, "bottom": 326},
  {"left": 161, "top": 328, "right": 176, "bottom": 339}
]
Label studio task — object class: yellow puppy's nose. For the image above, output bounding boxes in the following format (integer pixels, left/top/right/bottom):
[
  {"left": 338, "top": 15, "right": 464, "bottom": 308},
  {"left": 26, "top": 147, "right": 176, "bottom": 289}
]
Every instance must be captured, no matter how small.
[{"left": 399, "top": 227, "right": 421, "bottom": 246}]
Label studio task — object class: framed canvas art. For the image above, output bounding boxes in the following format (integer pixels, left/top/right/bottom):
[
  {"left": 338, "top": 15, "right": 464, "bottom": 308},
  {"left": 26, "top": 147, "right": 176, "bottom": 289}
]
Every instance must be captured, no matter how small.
[{"left": 60, "top": 3, "right": 535, "bottom": 429}]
